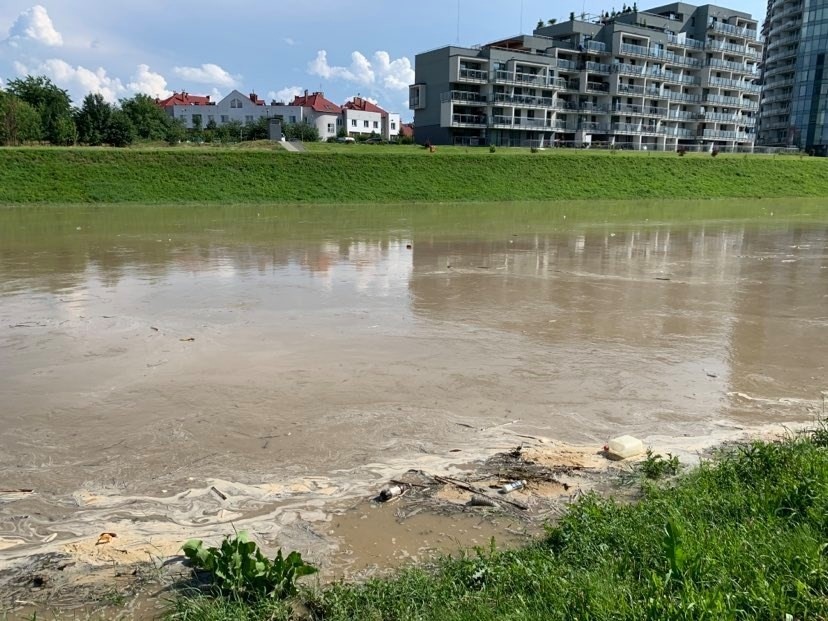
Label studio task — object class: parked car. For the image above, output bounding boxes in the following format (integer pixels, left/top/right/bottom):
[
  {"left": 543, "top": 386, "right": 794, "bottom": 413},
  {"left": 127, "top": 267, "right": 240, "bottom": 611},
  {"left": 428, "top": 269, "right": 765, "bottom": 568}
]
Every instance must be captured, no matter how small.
[
  {"left": 336, "top": 136, "right": 356, "bottom": 143},
  {"left": 365, "top": 137, "right": 385, "bottom": 144}
]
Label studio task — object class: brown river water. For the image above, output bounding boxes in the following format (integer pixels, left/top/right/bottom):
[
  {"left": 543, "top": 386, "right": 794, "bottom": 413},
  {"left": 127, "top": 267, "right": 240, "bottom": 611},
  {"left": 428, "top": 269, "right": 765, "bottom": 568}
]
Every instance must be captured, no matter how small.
[{"left": 0, "top": 200, "right": 826, "bottom": 580}]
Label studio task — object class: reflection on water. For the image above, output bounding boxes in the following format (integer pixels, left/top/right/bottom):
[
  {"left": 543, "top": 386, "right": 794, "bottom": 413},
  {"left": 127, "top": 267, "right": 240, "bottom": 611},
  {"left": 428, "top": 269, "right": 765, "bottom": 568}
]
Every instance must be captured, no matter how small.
[{"left": 0, "top": 201, "right": 826, "bottom": 511}]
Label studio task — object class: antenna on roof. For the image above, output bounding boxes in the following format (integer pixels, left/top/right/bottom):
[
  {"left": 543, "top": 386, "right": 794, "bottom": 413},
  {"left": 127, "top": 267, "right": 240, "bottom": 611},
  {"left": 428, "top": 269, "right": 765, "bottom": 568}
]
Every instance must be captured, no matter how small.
[
  {"left": 456, "top": 0, "right": 460, "bottom": 44},
  {"left": 520, "top": 0, "right": 524, "bottom": 33}
]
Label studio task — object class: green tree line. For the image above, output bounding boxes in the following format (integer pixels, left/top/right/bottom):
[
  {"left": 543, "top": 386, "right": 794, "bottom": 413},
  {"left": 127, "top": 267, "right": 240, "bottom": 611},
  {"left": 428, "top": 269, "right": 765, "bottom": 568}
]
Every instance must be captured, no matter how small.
[{"left": 0, "top": 74, "right": 323, "bottom": 148}]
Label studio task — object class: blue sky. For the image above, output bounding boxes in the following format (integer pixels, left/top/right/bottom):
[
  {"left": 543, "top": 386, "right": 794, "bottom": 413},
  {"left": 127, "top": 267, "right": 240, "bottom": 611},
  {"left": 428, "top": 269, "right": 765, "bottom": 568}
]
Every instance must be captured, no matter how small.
[{"left": 0, "top": 0, "right": 766, "bottom": 119}]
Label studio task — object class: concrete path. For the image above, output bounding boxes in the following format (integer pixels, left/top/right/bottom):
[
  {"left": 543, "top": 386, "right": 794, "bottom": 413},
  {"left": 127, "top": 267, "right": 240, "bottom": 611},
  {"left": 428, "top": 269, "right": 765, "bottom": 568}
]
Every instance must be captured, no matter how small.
[{"left": 280, "top": 141, "right": 300, "bottom": 152}]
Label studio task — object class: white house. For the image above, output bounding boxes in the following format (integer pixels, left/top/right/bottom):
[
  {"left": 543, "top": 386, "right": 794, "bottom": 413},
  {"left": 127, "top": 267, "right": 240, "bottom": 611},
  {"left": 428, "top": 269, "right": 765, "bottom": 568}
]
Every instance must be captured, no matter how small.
[
  {"left": 342, "top": 97, "right": 401, "bottom": 140},
  {"left": 269, "top": 91, "right": 342, "bottom": 141},
  {"left": 161, "top": 90, "right": 277, "bottom": 129}
]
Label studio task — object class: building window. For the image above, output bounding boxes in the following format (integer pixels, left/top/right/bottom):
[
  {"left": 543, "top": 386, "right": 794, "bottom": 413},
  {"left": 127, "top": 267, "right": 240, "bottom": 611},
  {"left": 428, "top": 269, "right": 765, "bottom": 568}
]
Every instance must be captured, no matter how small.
[
  {"left": 327, "top": 123, "right": 335, "bottom": 133},
  {"left": 208, "top": 115, "right": 215, "bottom": 123},
  {"left": 221, "top": 115, "right": 229, "bottom": 123},
  {"left": 364, "top": 120, "right": 369, "bottom": 128},
  {"left": 245, "top": 115, "right": 254, "bottom": 123},
  {"left": 351, "top": 119, "right": 357, "bottom": 126},
  {"left": 373, "top": 121, "right": 379, "bottom": 128},
  {"left": 231, "top": 99, "right": 243, "bottom": 109},
  {"left": 391, "top": 122, "right": 397, "bottom": 130},
  {"left": 289, "top": 116, "right": 297, "bottom": 123}
]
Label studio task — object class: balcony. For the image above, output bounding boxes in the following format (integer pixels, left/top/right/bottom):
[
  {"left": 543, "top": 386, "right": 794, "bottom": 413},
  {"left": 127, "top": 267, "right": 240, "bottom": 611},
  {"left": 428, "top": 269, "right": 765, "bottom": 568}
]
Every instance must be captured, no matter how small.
[
  {"left": 493, "top": 70, "right": 547, "bottom": 87},
  {"left": 612, "top": 123, "right": 662, "bottom": 134},
  {"left": 585, "top": 61, "right": 611, "bottom": 74},
  {"left": 451, "top": 113, "right": 487, "bottom": 127},
  {"left": 614, "top": 63, "right": 645, "bottom": 76},
  {"left": 556, "top": 59, "right": 579, "bottom": 71},
  {"left": 667, "top": 110, "right": 696, "bottom": 120},
  {"left": 458, "top": 67, "right": 488, "bottom": 82},
  {"left": 663, "top": 127, "right": 695, "bottom": 137},
  {"left": 707, "top": 58, "right": 759, "bottom": 75},
  {"left": 441, "top": 91, "right": 486, "bottom": 104},
  {"left": 709, "top": 19, "right": 758, "bottom": 40},
  {"left": 491, "top": 116, "right": 556, "bottom": 130},
  {"left": 666, "top": 34, "right": 705, "bottom": 50},
  {"left": 585, "top": 40, "right": 607, "bottom": 53},
  {"left": 708, "top": 77, "right": 761, "bottom": 92},
  {"left": 492, "top": 93, "right": 556, "bottom": 108},
  {"left": 646, "top": 70, "right": 700, "bottom": 85},
  {"left": 612, "top": 103, "right": 668, "bottom": 117},
  {"left": 704, "top": 94, "right": 743, "bottom": 106},
  {"left": 579, "top": 102, "right": 610, "bottom": 113},
  {"left": 616, "top": 83, "right": 646, "bottom": 95},
  {"left": 578, "top": 122, "right": 611, "bottom": 132},
  {"left": 700, "top": 129, "right": 753, "bottom": 141},
  {"left": 665, "top": 91, "right": 702, "bottom": 103},
  {"left": 586, "top": 81, "right": 610, "bottom": 93}
]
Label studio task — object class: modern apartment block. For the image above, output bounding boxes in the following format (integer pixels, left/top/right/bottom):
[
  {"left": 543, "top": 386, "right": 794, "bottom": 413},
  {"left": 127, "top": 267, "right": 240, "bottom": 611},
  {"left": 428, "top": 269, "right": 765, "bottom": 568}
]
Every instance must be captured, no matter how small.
[
  {"left": 409, "top": 3, "right": 762, "bottom": 150},
  {"left": 758, "top": 0, "right": 827, "bottom": 154}
]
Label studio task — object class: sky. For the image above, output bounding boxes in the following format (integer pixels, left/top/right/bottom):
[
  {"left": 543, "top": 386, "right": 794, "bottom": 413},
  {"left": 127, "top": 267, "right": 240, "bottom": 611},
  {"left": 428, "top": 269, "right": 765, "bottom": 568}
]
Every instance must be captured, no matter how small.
[{"left": 0, "top": 0, "right": 767, "bottom": 119}]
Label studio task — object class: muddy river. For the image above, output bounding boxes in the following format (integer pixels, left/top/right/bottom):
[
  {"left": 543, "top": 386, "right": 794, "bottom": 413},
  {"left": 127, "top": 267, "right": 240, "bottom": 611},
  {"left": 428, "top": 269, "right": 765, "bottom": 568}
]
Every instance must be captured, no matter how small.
[{"left": 0, "top": 199, "right": 826, "bottom": 578}]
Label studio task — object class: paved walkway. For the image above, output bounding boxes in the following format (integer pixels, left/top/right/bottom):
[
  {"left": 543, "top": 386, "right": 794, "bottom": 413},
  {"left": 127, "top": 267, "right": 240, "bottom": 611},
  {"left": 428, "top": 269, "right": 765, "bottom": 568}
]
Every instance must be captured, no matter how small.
[{"left": 280, "top": 141, "right": 306, "bottom": 152}]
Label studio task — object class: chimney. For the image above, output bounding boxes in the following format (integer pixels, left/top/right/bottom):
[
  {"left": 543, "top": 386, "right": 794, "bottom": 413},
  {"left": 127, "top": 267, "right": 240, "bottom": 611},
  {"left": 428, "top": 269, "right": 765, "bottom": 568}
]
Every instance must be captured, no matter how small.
[{"left": 304, "top": 89, "right": 309, "bottom": 96}]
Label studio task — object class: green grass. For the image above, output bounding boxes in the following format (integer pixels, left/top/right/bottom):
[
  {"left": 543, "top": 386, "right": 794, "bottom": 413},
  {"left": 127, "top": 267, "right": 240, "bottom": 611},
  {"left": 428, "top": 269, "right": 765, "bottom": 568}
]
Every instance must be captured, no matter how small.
[
  {"left": 1, "top": 147, "right": 826, "bottom": 204},
  {"left": 170, "top": 429, "right": 828, "bottom": 620}
]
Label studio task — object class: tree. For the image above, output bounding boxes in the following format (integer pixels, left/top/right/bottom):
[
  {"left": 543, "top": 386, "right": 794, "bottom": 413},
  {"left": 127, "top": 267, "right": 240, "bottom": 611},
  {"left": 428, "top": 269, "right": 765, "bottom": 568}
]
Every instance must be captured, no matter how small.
[
  {"left": 0, "top": 91, "right": 42, "bottom": 145},
  {"left": 283, "top": 122, "right": 319, "bottom": 142},
  {"left": 165, "top": 117, "right": 187, "bottom": 146},
  {"left": 244, "top": 116, "right": 270, "bottom": 141},
  {"left": 548, "top": 18, "right": 558, "bottom": 25},
  {"left": 120, "top": 94, "right": 171, "bottom": 141},
  {"left": 215, "top": 120, "right": 243, "bottom": 143},
  {"left": 537, "top": 19, "right": 544, "bottom": 29},
  {"left": 106, "top": 110, "right": 135, "bottom": 147},
  {"left": 336, "top": 125, "right": 347, "bottom": 138},
  {"left": 7, "top": 75, "right": 74, "bottom": 145},
  {"left": 75, "top": 93, "right": 112, "bottom": 145}
]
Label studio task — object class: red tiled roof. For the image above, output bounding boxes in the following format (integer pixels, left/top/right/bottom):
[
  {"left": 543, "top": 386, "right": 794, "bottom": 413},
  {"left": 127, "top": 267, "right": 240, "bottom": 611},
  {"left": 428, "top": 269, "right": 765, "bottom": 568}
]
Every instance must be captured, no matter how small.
[
  {"left": 248, "top": 93, "right": 266, "bottom": 106},
  {"left": 342, "top": 96, "right": 387, "bottom": 116},
  {"left": 400, "top": 123, "right": 414, "bottom": 138},
  {"left": 289, "top": 91, "right": 342, "bottom": 114},
  {"left": 155, "top": 92, "right": 211, "bottom": 108}
]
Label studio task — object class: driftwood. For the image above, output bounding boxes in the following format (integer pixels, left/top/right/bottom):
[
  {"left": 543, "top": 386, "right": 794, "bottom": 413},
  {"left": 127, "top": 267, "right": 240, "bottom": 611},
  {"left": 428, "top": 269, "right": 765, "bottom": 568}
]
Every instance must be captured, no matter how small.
[{"left": 434, "top": 475, "right": 528, "bottom": 511}]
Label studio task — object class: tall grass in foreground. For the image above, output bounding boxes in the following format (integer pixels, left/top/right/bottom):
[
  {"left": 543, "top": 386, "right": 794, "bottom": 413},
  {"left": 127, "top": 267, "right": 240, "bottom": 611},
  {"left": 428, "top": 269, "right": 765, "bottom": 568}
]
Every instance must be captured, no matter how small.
[{"left": 170, "top": 429, "right": 828, "bottom": 620}]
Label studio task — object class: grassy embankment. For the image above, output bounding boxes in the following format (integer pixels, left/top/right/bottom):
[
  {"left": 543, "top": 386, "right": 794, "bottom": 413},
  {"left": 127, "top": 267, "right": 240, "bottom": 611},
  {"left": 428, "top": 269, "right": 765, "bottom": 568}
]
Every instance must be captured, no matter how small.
[
  {"left": 1, "top": 147, "right": 827, "bottom": 204},
  {"left": 171, "top": 430, "right": 828, "bottom": 620}
]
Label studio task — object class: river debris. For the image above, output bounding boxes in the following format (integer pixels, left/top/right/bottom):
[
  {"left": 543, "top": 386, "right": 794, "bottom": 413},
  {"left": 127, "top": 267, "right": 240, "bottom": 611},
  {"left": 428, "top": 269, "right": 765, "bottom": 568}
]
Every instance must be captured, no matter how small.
[{"left": 95, "top": 533, "right": 117, "bottom": 546}]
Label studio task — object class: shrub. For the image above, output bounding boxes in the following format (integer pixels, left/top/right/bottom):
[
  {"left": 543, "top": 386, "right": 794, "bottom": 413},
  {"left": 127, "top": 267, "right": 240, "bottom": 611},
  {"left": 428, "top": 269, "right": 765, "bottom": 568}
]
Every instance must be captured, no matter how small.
[
  {"left": 182, "top": 531, "right": 317, "bottom": 600},
  {"left": 489, "top": 144, "right": 497, "bottom": 153},
  {"left": 640, "top": 449, "right": 681, "bottom": 479}
]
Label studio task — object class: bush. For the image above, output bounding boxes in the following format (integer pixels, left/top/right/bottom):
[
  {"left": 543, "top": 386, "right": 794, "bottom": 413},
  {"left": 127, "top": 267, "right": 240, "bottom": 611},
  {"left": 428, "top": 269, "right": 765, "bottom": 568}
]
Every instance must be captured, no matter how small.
[
  {"left": 640, "top": 449, "right": 681, "bottom": 479},
  {"left": 182, "top": 531, "right": 317, "bottom": 600},
  {"left": 489, "top": 144, "right": 496, "bottom": 153}
]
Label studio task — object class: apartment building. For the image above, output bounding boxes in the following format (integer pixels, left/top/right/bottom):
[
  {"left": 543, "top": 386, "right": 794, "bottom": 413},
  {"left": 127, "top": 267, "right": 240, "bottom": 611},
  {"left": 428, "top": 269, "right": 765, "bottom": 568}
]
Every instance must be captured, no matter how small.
[
  {"left": 160, "top": 90, "right": 276, "bottom": 129},
  {"left": 758, "top": 0, "right": 827, "bottom": 154},
  {"left": 410, "top": 2, "right": 762, "bottom": 150}
]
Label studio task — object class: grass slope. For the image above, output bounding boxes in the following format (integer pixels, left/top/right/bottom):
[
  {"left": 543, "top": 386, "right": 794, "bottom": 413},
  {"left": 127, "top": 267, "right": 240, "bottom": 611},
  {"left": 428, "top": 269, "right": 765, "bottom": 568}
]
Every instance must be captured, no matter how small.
[
  {"left": 1, "top": 148, "right": 827, "bottom": 203},
  {"left": 171, "top": 431, "right": 828, "bottom": 620}
]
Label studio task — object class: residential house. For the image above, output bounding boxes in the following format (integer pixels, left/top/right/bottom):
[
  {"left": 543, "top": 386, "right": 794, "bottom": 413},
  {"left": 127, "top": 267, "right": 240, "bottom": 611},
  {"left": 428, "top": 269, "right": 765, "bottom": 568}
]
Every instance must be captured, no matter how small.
[
  {"left": 159, "top": 90, "right": 278, "bottom": 129},
  {"left": 269, "top": 91, "right": 343, "bottom": 141},
  {"left": 342, "top": 96, "right": 402, "bottom": 140}
]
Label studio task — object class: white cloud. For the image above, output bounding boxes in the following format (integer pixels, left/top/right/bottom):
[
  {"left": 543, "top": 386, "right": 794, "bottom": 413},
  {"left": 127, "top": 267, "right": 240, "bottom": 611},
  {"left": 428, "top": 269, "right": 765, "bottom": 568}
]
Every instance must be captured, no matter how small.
[
  {"left": 283, "top": 37, "right": 296, "bottom": 46},
  {"left": 345, "top": 94, "right": 379, "bottom": 105},
  {"left": 172, "top": 63, "right": 240, "bottom": 88},
  {"left": 267, "top": 85, "right": 304, "bottom": 103},
  {"left": 127, "top": 64, "right": 170, "bottom": 98},
  {"left": 5, "top": 5, "right": 63, "bottom": 47},
  {"left": 308, "top": 50, "right": 414, "bottom": 91},
  {"left": 15, "top": 58, "right": 126, "bottom": 103}
]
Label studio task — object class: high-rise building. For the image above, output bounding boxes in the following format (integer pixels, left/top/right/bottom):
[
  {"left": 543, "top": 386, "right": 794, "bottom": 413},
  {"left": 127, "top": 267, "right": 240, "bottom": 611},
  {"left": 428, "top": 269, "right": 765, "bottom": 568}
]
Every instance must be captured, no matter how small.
[
  {"left": 758, "top": 0, "right": 828, "bottom": 154},
  {"left": 409, "top": 3, "right": 762, "bottom": 150}
]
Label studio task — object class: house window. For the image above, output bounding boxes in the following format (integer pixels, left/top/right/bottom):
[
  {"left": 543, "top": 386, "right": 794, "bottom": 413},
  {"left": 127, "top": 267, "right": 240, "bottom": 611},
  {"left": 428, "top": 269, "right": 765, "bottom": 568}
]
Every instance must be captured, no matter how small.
[
  {"left": 245, "top": 115, "right": 254, "bottom": 123},
  {"left": 373, "top": 121, "right": 379, "bottom": 128},
  {"left": 208, "top": 115, "right": 215, "bottom": 123},
  {"left": 351, "top": 119, "right": 357, "bottom": 127},
  {"left": 391, "top": 122, "right": 397, "bottom": 130},
  {"left": 192, "top": 114, "right": 202, "bottom": 125},
  {"left": 364, "top": 120, "right": 369, "bottom": 128},
  {"left": 289, "top": 116, "right": 296, "bottom": 123},
  {"left": 327, "top": 123, "right": 335, "bottom": 133},
  {"left": 231, "top": 99, "right": 243, "bottom": 109},
  {"left": 221, "top": 115, "right": 229, "bottom": 123}
]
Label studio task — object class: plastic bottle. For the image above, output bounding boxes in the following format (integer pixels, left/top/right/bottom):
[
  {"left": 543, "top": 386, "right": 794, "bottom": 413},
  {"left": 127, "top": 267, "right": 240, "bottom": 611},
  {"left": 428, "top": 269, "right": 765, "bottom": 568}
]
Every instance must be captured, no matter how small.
[
  {"left": 500, "top": 480, "right": 526, "bottom": 494},
  {"left": 379, "top": 485, "right": 403, "bottom": 501}
]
